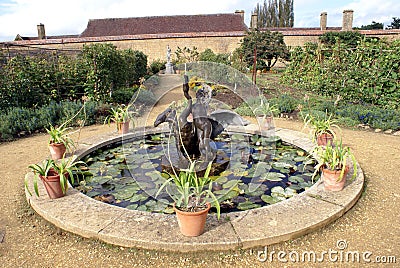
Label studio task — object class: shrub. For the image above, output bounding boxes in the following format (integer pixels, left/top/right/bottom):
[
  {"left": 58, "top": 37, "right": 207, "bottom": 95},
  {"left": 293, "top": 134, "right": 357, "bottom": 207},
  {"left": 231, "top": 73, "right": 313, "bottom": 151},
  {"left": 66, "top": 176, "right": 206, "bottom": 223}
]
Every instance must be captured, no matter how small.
[
  {"left": 110, "top": 87, "right": 137, "bottom": 104},
  {"left": 148, "top": 59, "right": 166, "bottom": 74},
  {"left": 269, "top": 93, "right": 299, "bottom": 114},
  {"left": 0, "top": 100, "right": 107, "bottom": 141}
]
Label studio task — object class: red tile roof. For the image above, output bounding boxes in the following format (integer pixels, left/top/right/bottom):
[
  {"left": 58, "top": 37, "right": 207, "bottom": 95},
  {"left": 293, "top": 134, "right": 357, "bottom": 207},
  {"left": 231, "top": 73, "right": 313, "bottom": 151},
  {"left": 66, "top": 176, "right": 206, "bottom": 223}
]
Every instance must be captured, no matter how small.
[{"left": 80, "top": 13, "right": 248, "bottom": 37}]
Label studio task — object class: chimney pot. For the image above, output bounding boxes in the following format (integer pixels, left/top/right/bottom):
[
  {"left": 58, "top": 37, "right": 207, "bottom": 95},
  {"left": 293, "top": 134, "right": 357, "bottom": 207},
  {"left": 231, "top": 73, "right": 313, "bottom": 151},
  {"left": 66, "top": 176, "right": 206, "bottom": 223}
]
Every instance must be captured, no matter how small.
[
  {"left": 342, "top": 10, "right": 354, "bottom": 31},
  {"left": 251, "top": 13, "right": 258, "bottom": 29},
  {"left": 320, "top": 12, "right": 327, "bottom": 30},
  {"left": 37, "top": 23, "right": 46, "bottom": 39},
  {"left": 235, "top": 10, "right": 245, "bottom": 22}
]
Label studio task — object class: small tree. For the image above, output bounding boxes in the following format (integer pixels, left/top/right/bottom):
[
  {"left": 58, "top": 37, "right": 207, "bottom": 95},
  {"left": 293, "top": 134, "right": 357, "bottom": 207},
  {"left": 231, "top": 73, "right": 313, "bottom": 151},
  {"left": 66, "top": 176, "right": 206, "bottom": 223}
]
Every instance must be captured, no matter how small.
[
  {"left": 198, "top": 49, "right": 230, "bottom": 65},
  {"left": 175, "top": 46, "right": 199, "bottom": 64},
  {"left": 386, "top": 17, "right": 400, "bottom": 29},
  {"left": 239, "top": 29, "right": 289, "bottom": 71}
]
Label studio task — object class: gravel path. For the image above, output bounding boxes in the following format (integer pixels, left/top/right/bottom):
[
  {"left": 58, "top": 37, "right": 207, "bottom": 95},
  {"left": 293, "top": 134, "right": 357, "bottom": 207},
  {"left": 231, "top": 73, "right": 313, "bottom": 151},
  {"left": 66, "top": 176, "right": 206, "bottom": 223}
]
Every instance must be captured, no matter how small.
[{"left": 0, "top": 116, "right": 399, "bottom": 267}]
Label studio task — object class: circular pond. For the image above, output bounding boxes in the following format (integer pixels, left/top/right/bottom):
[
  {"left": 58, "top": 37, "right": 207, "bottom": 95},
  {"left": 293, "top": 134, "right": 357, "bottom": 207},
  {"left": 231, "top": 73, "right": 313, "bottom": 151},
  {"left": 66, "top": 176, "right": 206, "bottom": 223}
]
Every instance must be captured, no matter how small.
[{"left": 74, "top": 131, "right": 318, "bottom": 214}]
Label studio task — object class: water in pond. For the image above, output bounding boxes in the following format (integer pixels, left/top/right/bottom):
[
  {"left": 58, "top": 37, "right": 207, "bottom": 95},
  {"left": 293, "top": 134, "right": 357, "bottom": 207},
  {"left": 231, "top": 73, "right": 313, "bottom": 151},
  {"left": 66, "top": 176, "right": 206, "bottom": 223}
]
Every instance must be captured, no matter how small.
[{"left": 75, "top": 133, "right": 318, "bottom": 213}]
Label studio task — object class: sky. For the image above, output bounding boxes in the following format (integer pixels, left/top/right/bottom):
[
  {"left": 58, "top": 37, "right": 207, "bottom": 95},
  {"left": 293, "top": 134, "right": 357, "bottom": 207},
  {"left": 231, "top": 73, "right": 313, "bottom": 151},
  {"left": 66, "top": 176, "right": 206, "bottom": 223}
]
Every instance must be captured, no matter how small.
[{"left": 0, "top": 0, "right": 398, "bottom": 41}]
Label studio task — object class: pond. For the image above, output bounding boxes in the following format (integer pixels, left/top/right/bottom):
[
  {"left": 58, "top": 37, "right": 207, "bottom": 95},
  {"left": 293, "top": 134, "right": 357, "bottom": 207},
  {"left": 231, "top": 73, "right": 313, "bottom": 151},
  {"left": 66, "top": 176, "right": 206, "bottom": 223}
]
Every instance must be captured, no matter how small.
[{"left": 74, "top": 132, "right": 318, "bottom": 214}]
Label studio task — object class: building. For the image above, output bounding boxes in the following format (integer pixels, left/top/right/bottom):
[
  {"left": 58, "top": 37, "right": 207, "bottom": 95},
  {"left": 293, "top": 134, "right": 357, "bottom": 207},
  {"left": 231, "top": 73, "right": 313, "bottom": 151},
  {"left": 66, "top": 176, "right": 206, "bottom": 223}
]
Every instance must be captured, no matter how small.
[{"left": 2, "top": 10, "right": 399, "bottom": 62}]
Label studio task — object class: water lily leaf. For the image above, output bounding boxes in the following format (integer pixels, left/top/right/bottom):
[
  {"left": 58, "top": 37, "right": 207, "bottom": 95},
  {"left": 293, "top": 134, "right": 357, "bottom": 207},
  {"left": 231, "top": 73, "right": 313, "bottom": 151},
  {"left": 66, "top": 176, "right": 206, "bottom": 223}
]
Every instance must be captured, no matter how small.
[
  {"left": 222, "top": 179, "right": 240, "bottom": 189},
  {"left": 261, "top": 194, "right": 280, "bottom": 204},
  {"left": 152, "top": 202, "right": 168, "bottom": 212},
  {"left": 248, "top": 183, "right": 268, "bottom": 192},
  {"left": 285, "top": 187, "right": 297, "bottom": 197},
  {"left": 141, "top": 162, "right": 158, "bottom": 169},
  {"left": 231, "top": 134, "right": 247, "bottom": 141},
  {"left": 289, "top": 176, "right": 304, "bottom": 183},
  {"left": 215, "top": 176, "right": 228, "bottom": 184},
  {"left": 294, "top": 156, "right": 308, "bottom": 162},
  {"left": 288, "top": 185, "right": 303, "bottom": 191},
  {"left": 261, "top": 172, "right": 286, "bottom": 182},
  {"left": 91, "top": 176, "right": 112, "bottom": 185},
  {"left": 129, "top": 194, "right": 148, "bottom": 203},
  {"left": 86, "top": 191, "right": 101, "bottom": 198},
  {"left": 273, "top": 162, "right": 293, "bottom": 169},
  {"left": 137, "top": 205, "right": 148, "bottom": 211},
  {"left": 263, "top": 136, "right": 281, "bottom": 143},
  {"left": 271, "top": 186, "right": 287, "bottom": 201},
  {"left": 126, "top": 204, "right": 138, "bottom": 210},
  {"left": 112, "top": 186, "right": 138, "bottom": 200},
  {"left": 163, "top": 207, "right": 175, "bottom": 214},
  {"left": 237, "top": 201, "right": 261, "bottom": 210}
]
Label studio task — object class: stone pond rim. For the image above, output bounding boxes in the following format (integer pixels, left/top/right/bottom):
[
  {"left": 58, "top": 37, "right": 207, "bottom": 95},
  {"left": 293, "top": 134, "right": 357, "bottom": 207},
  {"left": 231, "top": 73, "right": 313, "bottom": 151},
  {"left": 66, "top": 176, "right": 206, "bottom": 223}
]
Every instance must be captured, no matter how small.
[{"left": 24, "top": 125, "right": 365, "bottom": 252}]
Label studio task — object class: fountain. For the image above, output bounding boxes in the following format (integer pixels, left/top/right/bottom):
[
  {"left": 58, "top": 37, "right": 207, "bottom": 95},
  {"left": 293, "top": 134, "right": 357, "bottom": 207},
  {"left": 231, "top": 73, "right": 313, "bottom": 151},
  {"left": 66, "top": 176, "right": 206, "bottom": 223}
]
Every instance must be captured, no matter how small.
[
  {"left": 24, "top": 61, "right": 364, "bottom": 251},
  {"left": 75, "top": 62, "right": 318, "bottom": 213}
]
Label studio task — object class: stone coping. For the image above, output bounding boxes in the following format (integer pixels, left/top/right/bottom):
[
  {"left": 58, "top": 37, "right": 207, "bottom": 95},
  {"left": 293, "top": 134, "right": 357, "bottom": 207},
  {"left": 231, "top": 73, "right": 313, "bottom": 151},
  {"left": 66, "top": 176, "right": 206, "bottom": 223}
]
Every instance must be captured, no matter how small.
[{"left": 25, "top": 125, "right": 364, "bottom": 252}]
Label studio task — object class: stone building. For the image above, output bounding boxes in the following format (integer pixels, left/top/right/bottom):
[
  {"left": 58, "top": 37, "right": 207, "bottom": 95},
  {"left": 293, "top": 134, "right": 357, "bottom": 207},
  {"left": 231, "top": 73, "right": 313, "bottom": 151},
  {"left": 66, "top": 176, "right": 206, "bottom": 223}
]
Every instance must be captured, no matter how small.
[{"left": 2, "top": 10, "right": 400, "bottom": 62}]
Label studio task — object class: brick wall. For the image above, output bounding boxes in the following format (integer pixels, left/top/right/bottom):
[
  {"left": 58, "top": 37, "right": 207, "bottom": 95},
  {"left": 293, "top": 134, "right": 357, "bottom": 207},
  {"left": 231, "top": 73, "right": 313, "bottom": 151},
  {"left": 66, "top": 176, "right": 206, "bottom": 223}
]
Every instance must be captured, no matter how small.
[{"left": 3, "top": 30, "right": 400, "bottom": 63}]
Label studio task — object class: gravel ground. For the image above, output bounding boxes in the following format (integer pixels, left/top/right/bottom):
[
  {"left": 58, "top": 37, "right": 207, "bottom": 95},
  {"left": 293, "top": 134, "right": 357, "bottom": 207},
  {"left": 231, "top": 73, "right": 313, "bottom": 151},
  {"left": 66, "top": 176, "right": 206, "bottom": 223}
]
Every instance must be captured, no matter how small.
[{"left": 0, "top": 117, "right": 399, "bottom": 268}]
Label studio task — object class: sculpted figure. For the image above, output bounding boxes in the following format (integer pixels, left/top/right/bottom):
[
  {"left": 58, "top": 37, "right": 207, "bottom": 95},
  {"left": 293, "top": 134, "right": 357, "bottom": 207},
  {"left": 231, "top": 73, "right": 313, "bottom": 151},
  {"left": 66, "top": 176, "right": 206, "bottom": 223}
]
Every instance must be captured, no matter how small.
[{"left": 154, "top": 75, "right": 248, "bottom": 165}]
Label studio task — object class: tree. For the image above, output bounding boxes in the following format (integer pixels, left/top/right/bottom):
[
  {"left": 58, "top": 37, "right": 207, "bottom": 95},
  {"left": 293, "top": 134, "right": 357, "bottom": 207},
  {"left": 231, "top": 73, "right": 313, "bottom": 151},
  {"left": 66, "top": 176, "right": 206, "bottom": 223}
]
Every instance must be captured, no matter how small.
[
  {"left": 253, "top": 0, "right": 294, "bottom": 28},
  {"left": 239, "top": 29, "right": 289, "bottom": 71},
  {"left": 198, "top": 49, "right": 230, "bottom": 65},
  {"left": 386, "top": 17, "right": 400, "bottom": 29},
  {"left": 357, "top": 21, "right": 383, "bottom": 30}
]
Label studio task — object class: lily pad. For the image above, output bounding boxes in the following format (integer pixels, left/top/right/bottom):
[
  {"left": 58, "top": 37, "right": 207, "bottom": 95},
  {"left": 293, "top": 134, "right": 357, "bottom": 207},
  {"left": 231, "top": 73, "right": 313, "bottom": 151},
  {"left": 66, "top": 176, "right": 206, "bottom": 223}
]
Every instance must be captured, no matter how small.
[
  {"left": 237, "top": 201, "right": 261, "bottom": 210},
  {"left": 129, "top": 193, "right": 148, "bottom": 203},
  {"left": 259, "top": 172, "right": 286, "bottom": 182},
  {"left": 163, "top": 207, "right": 175, "bottom": 214},
  {"left": 91, "top": 176, "right": 112, "bottom": 185},
  {"left": 289, "top": 176, "right": 305, "bottom": 183},
  {"left": 222, "top": 179, "right": 240, "bottom": 189},
  {"left": 126, "top": 204, "right": 138, "bottom": 210},
  {"left": 261, "top": 194, "right": 280, "bottom": 204}
]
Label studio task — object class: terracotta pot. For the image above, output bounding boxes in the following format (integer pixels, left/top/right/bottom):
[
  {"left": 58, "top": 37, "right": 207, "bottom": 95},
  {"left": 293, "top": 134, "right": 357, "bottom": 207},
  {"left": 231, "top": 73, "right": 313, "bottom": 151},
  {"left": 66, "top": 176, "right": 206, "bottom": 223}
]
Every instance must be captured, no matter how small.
[
  {"left": 316, "top": 133, "right": 334, "bottom": 146},
  {"left": 322, "top": 166, "right": 349, "bottom": 191},
  {"left": 173, "top": 202, "right": 211, "bottom": 237},
  {"left": 39, "top": 169, "right": 68, "bottom": 199},
  {"left": 117, "top": 121, "right": 130, "bottom": 134},
  {"left": 257, "top": 115, "right": 274, "bottom": 130},
  {"left": 49, "top": 142, "right": 66, "bottom": 160}
]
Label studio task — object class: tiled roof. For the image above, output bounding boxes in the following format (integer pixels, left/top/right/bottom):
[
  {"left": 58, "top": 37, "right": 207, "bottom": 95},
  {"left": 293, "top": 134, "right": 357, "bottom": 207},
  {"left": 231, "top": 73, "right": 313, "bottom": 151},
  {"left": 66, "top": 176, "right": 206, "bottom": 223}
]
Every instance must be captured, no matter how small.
[
  {"left": 80, "top": 13, "right": 248, "bottom": 37},
  {"left": 15, "top": 34, "right": 78, "bottom": 41}
]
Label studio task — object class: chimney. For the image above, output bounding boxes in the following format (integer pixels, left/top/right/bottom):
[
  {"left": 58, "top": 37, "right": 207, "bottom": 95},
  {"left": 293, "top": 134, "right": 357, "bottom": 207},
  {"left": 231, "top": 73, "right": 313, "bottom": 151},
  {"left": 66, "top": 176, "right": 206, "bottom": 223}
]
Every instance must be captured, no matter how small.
[
  {"left": 320, "top": 12, "right": 327, "bottom": 30},
  {"left": 342, "top": 10, "right": 354, "bottom": 31},
  {"left": 251, "top": 13, "right": 258, "bottom": 29},
  {"left": 235, "top": 10, "right": 245, "bottom": 21},
  {"left": 37, "top": 23, "right": 46, "bottom": 39}
]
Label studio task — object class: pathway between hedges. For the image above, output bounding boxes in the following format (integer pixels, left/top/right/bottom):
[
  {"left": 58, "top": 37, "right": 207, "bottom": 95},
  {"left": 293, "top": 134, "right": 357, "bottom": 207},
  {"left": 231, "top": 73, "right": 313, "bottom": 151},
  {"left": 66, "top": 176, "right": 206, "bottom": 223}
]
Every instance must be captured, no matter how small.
[{"left": 0, "top": 115, "right": 399, "bottom": 267}]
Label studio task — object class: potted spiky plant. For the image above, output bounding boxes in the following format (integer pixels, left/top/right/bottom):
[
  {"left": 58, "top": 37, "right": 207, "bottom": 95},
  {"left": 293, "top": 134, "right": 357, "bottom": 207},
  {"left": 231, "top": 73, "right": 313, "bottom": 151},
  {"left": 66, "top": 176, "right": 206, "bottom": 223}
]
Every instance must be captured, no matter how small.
[
  {"left": 46, "top": 123, "right": 75, "bottom": 160},
  {"left": 105, "top": 104, "right": 137, "bottom": 134},
  {"left": 26, "top": 156, "right": 85, "bottom": 199},
  {"left": 312, "top": 139, "right": 357, "bottom": 191},
  {"left": 254, "top": 96, "right": 278, "bottom": 131},
  {"left": 155, "top": 161, "right": 220, "bottom": 237},
  {"left": 303, "top": 113, "right": 341, "bottom": 146}
]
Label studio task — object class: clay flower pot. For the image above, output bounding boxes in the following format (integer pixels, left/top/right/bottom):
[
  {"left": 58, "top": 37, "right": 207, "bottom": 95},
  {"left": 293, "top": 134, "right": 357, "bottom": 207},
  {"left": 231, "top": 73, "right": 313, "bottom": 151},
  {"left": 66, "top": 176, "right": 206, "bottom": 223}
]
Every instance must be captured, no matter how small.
[
  {"left": 39, "top": 169, "right": 68, "bottom": 199},
  {"left": 257, "top": 115, "right": 274, "bottom": 131},
  {"left": 322, "top": 166, "right": 349, "bottom": 191},
  {"left": 117, "top": 121, "right": 130, "bottom": 134},
  {"left": 173, "top": 202, "right": 211, "bottom": 237},
  {"left": 317, "top": 133, "right": 334, "bottom": 146},
  {"left": 49, "top": 142, "right": 66, "bottom": 160}
]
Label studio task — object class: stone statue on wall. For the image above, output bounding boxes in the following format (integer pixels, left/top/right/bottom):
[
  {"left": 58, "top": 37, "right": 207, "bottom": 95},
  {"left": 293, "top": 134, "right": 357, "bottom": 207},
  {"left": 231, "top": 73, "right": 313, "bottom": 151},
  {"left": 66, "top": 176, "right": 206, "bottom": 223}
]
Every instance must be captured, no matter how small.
[{"left": 165, "top": 45, "right": 174, "bottom": 74}]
